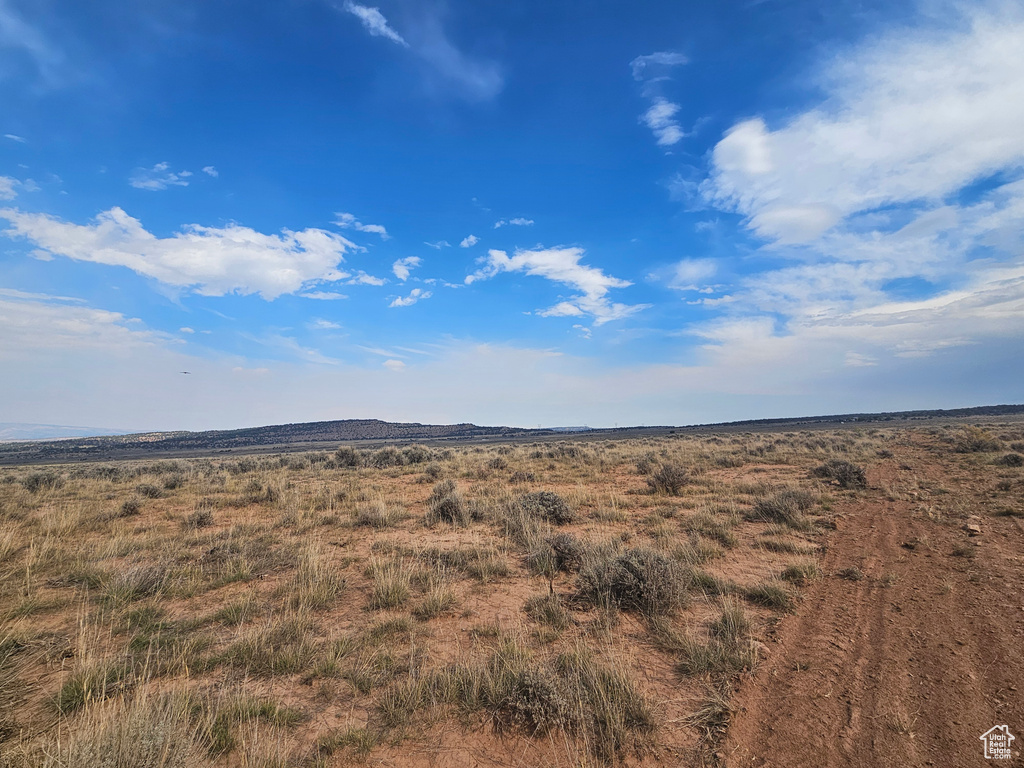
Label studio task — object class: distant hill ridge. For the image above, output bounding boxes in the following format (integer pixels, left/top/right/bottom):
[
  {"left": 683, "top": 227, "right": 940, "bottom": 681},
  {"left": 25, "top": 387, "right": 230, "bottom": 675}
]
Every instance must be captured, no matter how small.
[
  {"left": 1, "top": 405, "right": 1022, "bottom": 465},
  {"left": 0, "top": 418, "right": 529, "bottom": 463}
]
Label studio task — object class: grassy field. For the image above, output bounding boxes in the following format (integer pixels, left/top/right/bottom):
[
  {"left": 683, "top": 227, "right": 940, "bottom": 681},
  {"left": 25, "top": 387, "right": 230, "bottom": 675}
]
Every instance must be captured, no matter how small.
[{"left": 0, "top": 421, "right": 1020, "bottom": 767}]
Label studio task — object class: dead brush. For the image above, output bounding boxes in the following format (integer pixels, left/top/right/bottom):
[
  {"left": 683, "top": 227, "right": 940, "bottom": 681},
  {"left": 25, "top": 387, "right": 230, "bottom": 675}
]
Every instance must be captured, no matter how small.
[
  {"left": 676, "top": 599, "right": 757, "bottom": 677},
  {"left": 746, "top": 487, "right": 817, "bottom": 527},
  {"left": 412, "top": 565, "right": 458, "bottom": 620},
  {"left": 368, "top": 557, "right": 413, "bottom": 610},
  {"left": 285, "top": 542, "right": 344, "bottom": 612},
  {"left": 355, "top": 499, "right": 405, "bottom": 529},
  {"left": 811, "top": 460, "right": 868, "bottom": 489},
  {"left": 35, "top": 688, "right": 203, "bottom": 766}
]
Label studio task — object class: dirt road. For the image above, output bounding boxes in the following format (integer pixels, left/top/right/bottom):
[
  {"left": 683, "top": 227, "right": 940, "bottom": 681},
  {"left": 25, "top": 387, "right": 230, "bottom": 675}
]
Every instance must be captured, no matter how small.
[{"left": 724, "top": 451, "right": 1024, "bottom": 767}]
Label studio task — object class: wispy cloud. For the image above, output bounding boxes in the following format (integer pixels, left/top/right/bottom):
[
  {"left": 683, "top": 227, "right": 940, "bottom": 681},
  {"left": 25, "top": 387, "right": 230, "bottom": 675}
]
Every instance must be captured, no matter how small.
[
  {"left": 301, "top": 291, "right": 349, "bottom": 300},
  {"left": 3, "top": 133, "right": 25, "bottom": 143},
  {"left": 0, "top": 207, "right": 361, "bottom": 299},
  {"left": 129, "top": 162, "right": 192, "bottom": 191},
  {"left": 424, "top": 240, "right": 450, "bottom": 249},
  {"left": 493, "top": 217, "right": 534, "bottom": 228},
  {"left": 308, "top": 318, "right": 342, "bottom": 330},
  {"left": 631, "top": 51, "right": 688, "bottom": 148},
  {"left": 201, "top": 166, "right": 218, "bottom": 177},
  {"left": 0, "top": 176, "right": 17, "bottom": 200},
  {"left": 333, "top": 211, "right": 389, "bottom": 239},
  {"left": 466, "top": 246, "right": 647, "bottom": 325},
  {"left": 0, "top": 0, "right": 63, "bottom": 84},
  {"left": 641, "top": 97, "right": 685, "bottom": 147},
  {"left": 460, "top": 234, "right": 479, "bottom": 248},
  {"left": 630, "top": 51, "right": 688, "bottom": 81},
  {"left": 339, "top": 2, "right": 502, "bottom": 101},
  {"left": 389, "top": 287, "right": 431, "bottom": 307},
  {"left": 392, "top": 256, "right": 421, "bottom": 281},
  {"left": 342, "top": 2, "right": 408, "bottom": 46},
  {"left": 382, "top": 358, "right": 405, "bottom": 371}
]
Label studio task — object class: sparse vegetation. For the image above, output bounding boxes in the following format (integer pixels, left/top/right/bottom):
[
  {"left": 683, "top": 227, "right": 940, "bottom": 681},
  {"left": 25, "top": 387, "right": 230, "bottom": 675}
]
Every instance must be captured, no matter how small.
[{"left": 1, "top": 420, "right": 997, "bottom": 766}]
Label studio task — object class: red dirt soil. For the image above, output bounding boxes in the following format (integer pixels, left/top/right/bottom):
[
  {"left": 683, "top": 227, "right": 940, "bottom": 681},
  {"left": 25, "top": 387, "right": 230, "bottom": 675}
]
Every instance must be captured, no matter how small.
[{"left": 723, "top": 455, "right": 1024, "bottom": 767}]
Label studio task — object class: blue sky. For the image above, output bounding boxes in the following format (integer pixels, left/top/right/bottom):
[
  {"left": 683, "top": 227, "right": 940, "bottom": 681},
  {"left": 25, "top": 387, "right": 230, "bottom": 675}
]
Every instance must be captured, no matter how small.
[{"left": 1, "top": 0, "right": 1023, "bottom": 431}]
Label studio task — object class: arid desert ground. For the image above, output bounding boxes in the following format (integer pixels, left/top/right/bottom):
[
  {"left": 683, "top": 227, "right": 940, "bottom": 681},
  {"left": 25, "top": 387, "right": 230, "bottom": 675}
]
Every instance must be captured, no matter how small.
[{"left": 0, "top": 419, "right": 1021, "bottom": 767}]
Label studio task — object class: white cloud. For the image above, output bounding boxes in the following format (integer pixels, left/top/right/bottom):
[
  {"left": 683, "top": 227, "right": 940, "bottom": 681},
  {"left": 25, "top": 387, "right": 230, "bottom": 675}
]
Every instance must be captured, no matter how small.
[
  {"left": 494, "top": 217, "right": 534, "bottom": 228},
  {"left": 630, "top": 51, "right": 688, "bottom": 81},
  {"left": 0, "top": 176, "right": 17, "bottom": 200},
  {"left": 342, "top": 2, "right": 407, "bottom": 46},
  {"left": 129, "top": 162, "right": 192, "bottom": 191},
  {"left": 666, "top": 258, "right": 718, "bottom": 291},
  {"left": 3, "top": 133, "right": 25, "bottom": 143},
  {"left": 179, "top": 326, "right": 194, "bottom": 334},
  {"left": 389, "top": 287, "right": 431, "bottom": 307},
  {"left": 631, "top": 51, "right": 689, "bottom": 148},
  {"left": 641, "top": 97, "right": 685, "bottom": 147},
  {"left": 460, "top": 234, "right": 479, "bottom": 248},
  {"left": 308, "top": 318, "right": 342, "bottom": 330},
  {"left": 466, "top": 246, "right": 647, "bottom": 325},
  {"left": 0, "top": 290, "right": 169, "bottom": 356},
  {"left": 392, "top": 256, "right": 421, "bottom": 281},
  {"left": 0, "top": 206, "right": 360, "bottom": 299},
  {"left": 347, "top": 271, "right": 386, "bottom": 286},
  {"left": 382, "top": 359, "right": 405, "bottom": 371},
  {"left": 202, "top": 166, "right": 218, "bottom": 177},
  {"left": 425, "top": 240, "right": 450, "bottom": 249},
  {"left": 702, "top": 8, "right": 1024, "bottom": 244},
  {"left": 301, "top": 291, "right": 349, "bottom": 300},
  {"left": 333, "top": 211, "right": 389, "bottom": 239}
]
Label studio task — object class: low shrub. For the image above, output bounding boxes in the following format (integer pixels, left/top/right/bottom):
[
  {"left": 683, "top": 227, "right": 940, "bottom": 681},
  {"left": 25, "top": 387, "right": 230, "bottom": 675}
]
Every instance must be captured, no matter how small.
[
  {"left": 747, "top": 488, "right": 817, "bottom": 526},
  {"left": 22, "top": 471, "right": 64, "bottom": 493},
  {"left": 647, "top": 463, "right": 688, "bottom": 495},
  {"left": 995, "top": 453, "right": 1024, "bottom": 467},
  {"left": 119, "top": 497, "right": 143, "bottom": 517},
  {"left": 954, "top": 426, "right": 1002, "bottom": 453},
  {"left": 135, "top": 483, "right": 163, "bottom": 499},
  {"left": 426, "top": 479, "right": 470, "bottom": 526},
  {"left": 811, "top": 459, "right": 867, "bottom": 489},
  {"left": 517, "top": 491, "right": 575, "bottom": 525},
  {"left": 576, "top": 546, "right": 687, "bottom": 616},
  {"left": 334, "top": 446, "right": 362, "bottom": 467},
  {"left": 356, "top": 500, "right": 404, "bottom": 529}
]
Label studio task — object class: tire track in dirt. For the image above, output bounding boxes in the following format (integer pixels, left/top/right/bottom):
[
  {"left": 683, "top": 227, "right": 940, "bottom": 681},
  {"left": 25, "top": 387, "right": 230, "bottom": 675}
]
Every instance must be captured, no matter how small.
[{"left": 723, "top": 456, "right": 1024, "bottom": 768}]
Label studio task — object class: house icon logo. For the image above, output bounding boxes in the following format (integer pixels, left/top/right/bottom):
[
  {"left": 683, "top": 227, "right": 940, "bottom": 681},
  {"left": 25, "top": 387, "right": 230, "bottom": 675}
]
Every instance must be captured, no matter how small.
[{"left": 980, "top": 725, "right": 1015, "bottom": 760}]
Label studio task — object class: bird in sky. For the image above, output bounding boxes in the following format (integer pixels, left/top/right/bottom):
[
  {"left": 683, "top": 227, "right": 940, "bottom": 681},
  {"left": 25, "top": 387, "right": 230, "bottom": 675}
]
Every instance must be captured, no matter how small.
[{"left": 180, "top": 371, "right": 191, "bottom": 375}]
